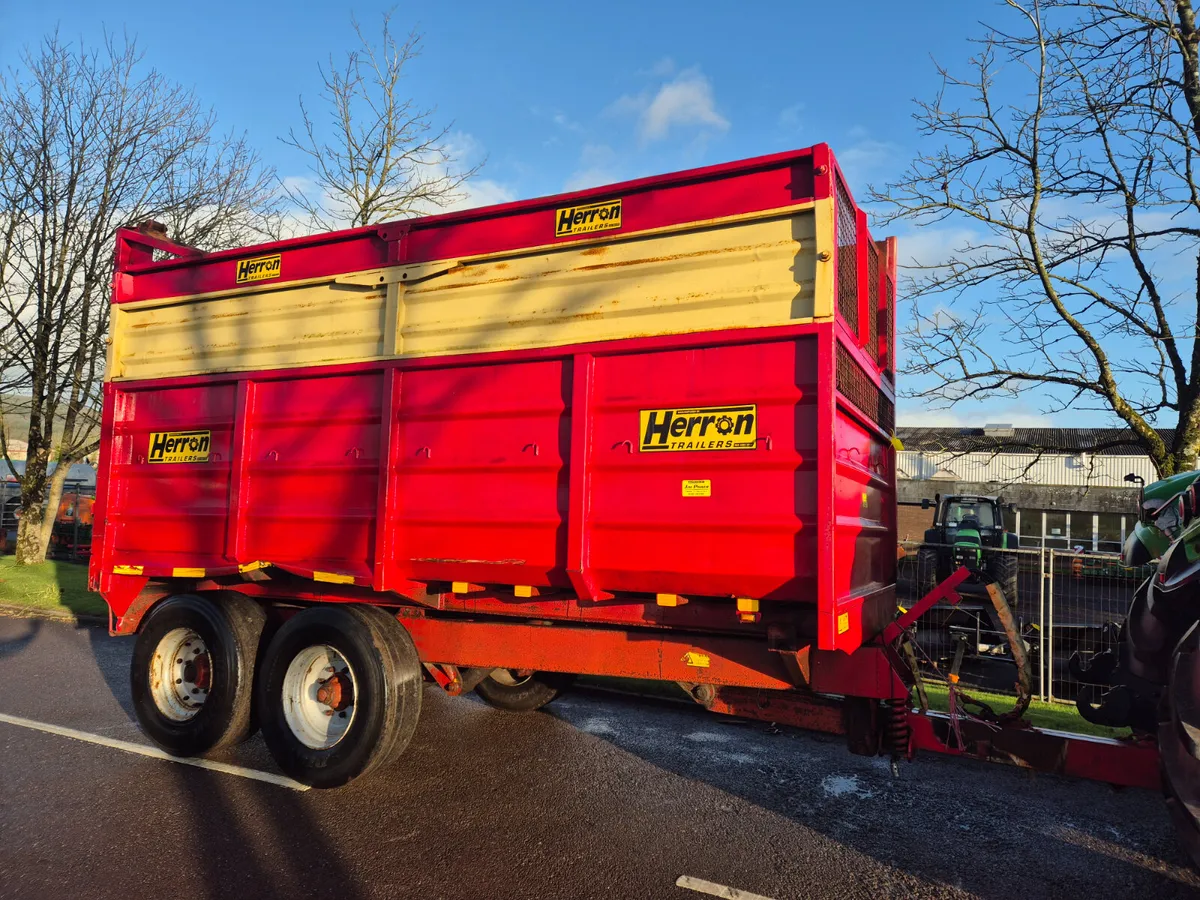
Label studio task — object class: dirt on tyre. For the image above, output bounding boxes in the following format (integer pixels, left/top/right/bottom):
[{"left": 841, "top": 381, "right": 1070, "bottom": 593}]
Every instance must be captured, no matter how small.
[
  {"left": 916, "top": 547, "right": 939, "bottom": 597},
  {"left": 988, "top": 552, "right": 1020, "bottom": 609},
  {"left": 257, "top": 604, "right": 421, "bottom": 788},
  {"left": 130, "top": 592, "right": 266, "bottom": 757},
  {"left": 474, "top": 670, "right": 574, "bottom": 712}
]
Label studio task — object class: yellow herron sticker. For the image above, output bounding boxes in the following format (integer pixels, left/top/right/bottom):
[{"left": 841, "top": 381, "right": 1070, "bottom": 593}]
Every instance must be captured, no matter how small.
[
  {"left": 235, "top": 253, "right": 282, "bottom": 284},
  {"left": 837, "top": 612, "right": 851, "bottom": 635},
  {"left": 554, "top": 198, "right": 622, "bottom": 237},
  {"left": 148, "top": 430, "right": 211, "bottom": 464},
  {"left": 682, "top": 651, "right": 712, "bottom": 668},
  {"left": 640, "top": 404, "right": 757, "bottom": 452},
  {"left": 682, "top": 479, "right": 712, "bottom": 497}
]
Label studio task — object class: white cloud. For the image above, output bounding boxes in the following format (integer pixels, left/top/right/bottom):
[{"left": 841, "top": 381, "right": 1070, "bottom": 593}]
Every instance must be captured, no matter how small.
[
  {"left": 440, "top": 178, "right": 517, "bottom": 212},
  {"left": 565, "top": 144, "right": 620, "bottom": 192},
  {"left": 645, "top": 57, "right": 676, "bottom": 78},
  {"left": 610, "top": 67, "right": 729, "bottom": 145},
  {"left": 837, "top": 138, "right": 901, "bottom": 185},
  {"left": 778, "top": 103, "right": 803, "bottom": 129},
  {"left": 896, "top": 405, "right": 1056, "bottom": 428}
]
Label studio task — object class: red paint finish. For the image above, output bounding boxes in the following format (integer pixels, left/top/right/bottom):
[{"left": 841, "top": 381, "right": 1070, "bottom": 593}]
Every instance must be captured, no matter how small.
[
  {"left": 113, "top": 146, "right": 819, "bottom": 305},
  {"left": 95, "top": 320, "right": 896, "bottom": 653}
]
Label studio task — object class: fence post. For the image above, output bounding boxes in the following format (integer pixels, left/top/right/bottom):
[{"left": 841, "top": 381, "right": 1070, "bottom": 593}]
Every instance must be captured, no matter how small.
[
  {"left": 1038, "top": 546, "right": 1047, "bottom": 701},
  {"left": 1047, "top": 549, "right": 1056, "bottom": 703}
]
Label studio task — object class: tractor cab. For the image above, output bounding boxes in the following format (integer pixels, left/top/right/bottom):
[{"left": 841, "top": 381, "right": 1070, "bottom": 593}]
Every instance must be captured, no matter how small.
[{"left": 917, "top": 494, "right": 1020, "bottom": 603}]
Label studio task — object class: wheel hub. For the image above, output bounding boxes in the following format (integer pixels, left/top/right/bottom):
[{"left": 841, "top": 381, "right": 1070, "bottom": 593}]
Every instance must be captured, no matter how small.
[
  {"left": 148, "top": 627, "right": 210, "bottom": 722},
  {"left": 281, "top": 645, "right": 358, "bottom": 750}
]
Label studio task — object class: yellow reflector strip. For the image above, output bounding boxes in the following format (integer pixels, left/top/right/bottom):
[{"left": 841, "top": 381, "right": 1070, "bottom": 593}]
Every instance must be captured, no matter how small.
[
  {"left": 238, "top": 560, "right": 268, "bottom": 573},
  {"left": 898, "top": 605, "right": 908, "bottom": 615},
  {"left": 113, "top": 565, "right": 143, "bottom": 576},
  {"left": 172, "top": 568, "right": 206, "bottom": 578},
  {"left": 682, "top": 651, "right": 711, "bottom": 668},
  {"left": 736, "top": 597, "right": 759, "bottom": 613},
  {"left": 656, "top": 593, "right": 681, "bottom": 607},
  {"left": 313, "top": 571, "right": 354, "bottom": 585},
  {"left": 514, "top": 585, "right": 533, "bottom": 598},
  {"left": 837, "top": 612, "right": 850, "bottom": 634},
  {"left": 451, "top": 581, "right": 470, "bottom": 594}
]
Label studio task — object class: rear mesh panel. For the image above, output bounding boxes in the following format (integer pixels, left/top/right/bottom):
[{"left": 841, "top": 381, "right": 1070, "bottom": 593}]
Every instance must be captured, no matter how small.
[
  {"left": 882, "top": 275, "right": 895, "bottom": 383},
  {"left": 867, "top": 242, "right": 880, "bottom": 358},
  {"left": 836, "top": 177, "right": 859, "bottom": 331},
  {"left": 837, "top": 343, "right": 894, "bottom": 432}
]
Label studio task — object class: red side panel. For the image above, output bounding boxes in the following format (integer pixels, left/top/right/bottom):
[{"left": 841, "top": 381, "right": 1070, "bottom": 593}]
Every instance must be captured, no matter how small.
[
  {"left": 106, "top": 383, "right": 237, "bottom": 571},
  {"left": 242, "top": 373, "right": 384, "bottom": 579},
  {"left": 391, "top": 359, "right": 570, "bottom": 588},
  {"left": 587, "top": 337, "right": 819, "bottom": 599}
]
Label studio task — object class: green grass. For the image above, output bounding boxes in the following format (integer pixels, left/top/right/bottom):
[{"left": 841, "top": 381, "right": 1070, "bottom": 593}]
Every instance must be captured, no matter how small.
[
  {"left": 0, "top": 556, "right": 106, "bottom": 618},
  {"left": 920, "top": 682, "right": 1130, "bottom": 739}
]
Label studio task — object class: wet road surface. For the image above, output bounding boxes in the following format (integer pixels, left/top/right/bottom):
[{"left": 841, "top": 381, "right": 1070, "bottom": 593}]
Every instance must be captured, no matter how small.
[{"left": 0, "top": 615, "right": 1197, "bottom": 900}]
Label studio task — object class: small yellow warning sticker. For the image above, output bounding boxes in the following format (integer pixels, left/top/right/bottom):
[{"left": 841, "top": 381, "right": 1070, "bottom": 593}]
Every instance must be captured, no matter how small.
[
  {"left": 682, "top": 651, "right": 711, "bottom": 668},
  {"left": 682, "top": 479, "right": 712, "bottom": 497},
  {"left": 837, "top": 612, "right": 850, "bottom": 635}
]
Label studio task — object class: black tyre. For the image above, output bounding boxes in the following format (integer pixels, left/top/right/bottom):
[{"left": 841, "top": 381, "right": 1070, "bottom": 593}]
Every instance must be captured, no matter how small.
[
  {"left": 474, "top": 670, "right": 574, "bottom": 712},
  {"left": 130, "top": 593, "right": 266, "bottom": 757},
  {"left": 1160, "top": 622, "right": 1200, "bottom": 871},
  {"left": 916, "top": 547, "right": 939, "bottom": 597},
  {"left": 988, "top": 552, "right": 1020, "bottom": 609},
  {"left": 257, "top": 604, "right": 421, "bottom": 788}
]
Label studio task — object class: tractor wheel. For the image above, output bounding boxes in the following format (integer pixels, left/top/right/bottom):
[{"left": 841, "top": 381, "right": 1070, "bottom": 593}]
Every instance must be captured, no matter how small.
[
  {"left": 257, "top": 604, "right": 422, "bottom": 788},
  {"left": 916, "top": 547, "right": 939, "bottom": 597},
  {"left": 988, "top": 552, "right": 1020, "bottom": 609},
  {"left": 130, "top": 592, "right": 266, "bottom": 757},
  {"left": 474, "top": 670, "right": 574, "bottom": 712},
  {"left": 1160, "top": 622, "right": 1200, "bottom": 870}
]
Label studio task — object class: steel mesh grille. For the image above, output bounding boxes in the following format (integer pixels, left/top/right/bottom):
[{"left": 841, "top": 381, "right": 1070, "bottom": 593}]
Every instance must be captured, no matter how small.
[
  {"left": 882, "top": 276, "right": 895, "bottom": 382},
  {"left": 836, "top": 177, "right": 859, "bottom": 330},
  {"left": 837, "top": 343, "right": 895, "bottom": 432},
  {"left": 866, "top": 242, "right": 880, "bottom": 356}
]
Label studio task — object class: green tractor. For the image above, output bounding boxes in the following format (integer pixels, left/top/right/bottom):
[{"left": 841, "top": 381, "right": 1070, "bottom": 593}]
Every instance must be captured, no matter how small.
[{"left": 915, "top": 494, "right": 1020, "bottom": 605}]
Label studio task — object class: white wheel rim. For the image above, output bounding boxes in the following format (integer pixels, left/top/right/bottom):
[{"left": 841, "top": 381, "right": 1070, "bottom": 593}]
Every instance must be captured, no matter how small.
[
  {"left": 491, "top": 669, "right": 532, "bottom": 687},
  {"left": 149, "top": 627, "right": 211, "bottom": 722},
  {"left": 281, "top": 644, "right": 358, "bottom": 750}
]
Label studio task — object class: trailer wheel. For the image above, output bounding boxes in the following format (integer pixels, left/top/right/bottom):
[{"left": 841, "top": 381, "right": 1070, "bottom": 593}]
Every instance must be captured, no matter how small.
[
  {"left": 257, "top": 605, "right": 421, "bottom": 788},
  {"left": 130, "top": 593, "right": 266, "bottom": 757},
  {"left": 474, "top": 670, "right": 574, "bottom": 712}
]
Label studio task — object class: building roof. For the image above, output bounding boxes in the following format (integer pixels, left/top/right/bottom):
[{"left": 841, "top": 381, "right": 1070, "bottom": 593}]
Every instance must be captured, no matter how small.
[{"left": 896, "top": 426, "right": 1173, "bottom": 457}]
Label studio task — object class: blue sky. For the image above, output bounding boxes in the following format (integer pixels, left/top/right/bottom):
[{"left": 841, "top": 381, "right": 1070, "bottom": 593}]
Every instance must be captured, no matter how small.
[{"left": 0, "top": 2, "right": 1122, "bottom": 427}]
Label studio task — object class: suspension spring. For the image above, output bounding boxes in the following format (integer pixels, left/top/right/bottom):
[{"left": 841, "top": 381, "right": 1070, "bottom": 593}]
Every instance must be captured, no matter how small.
[{"left": 886, "top": 696, "right": 910, "bottom": 759}]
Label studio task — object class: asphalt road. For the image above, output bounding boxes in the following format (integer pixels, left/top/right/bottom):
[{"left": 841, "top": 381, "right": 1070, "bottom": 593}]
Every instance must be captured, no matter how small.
[{"left": 0, "top": 615, "right": 1197, "bottom": 900}]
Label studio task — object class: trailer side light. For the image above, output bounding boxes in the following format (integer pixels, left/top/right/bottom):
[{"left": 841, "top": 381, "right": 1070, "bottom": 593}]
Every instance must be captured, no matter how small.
[
  {"left": 736, "top": 597, "right": 761, "bottom": 623},
  {"left": 656, "top": 593, "right": 687, "bottom": 607}
]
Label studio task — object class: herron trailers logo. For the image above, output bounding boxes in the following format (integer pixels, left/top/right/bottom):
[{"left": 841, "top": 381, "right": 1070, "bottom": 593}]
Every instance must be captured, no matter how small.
[
  {"left": 235, "top": 253, "right": 282, "bottom": 284},
  {"left": 148, "top": 430, "right": 211, "bottom": 464},
  {"left": 639, "top": 404, "right": 757, "bottom": 452},
  {"left": 555, "top": 198, "right": 622, "bottom": 237}
]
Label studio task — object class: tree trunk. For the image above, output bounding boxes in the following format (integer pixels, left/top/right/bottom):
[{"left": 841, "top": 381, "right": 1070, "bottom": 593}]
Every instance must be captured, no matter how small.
[
  {"left": 37, "top": 460, "right": 74, "bottom": 558},
  {"left": 14, "top": 448, "right": 50, "bottom": 566}
]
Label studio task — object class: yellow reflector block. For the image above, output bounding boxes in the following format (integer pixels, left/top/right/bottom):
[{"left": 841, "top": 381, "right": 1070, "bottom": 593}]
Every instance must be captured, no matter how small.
[
  {"left": 735, "top": 598, "right": 759, "bottom": 613},
  {"left": 314, "top": 571, "right": 354, "bottom": 585},
  {"left": 837, "top": 612, "right": 850, "bottom": 634},
  {"left": 682, "top": 651, "right": 711, "bottom": 668},
  {"left": 171, "top": 567, "right": 206, "bottom": 578},
  {"left": 452, "top": 582, "right": 470, "bottom": 594},
  {"left": 238, "top": 560, "right": 268, "bottom": 573},
  {"left": 514, "top": 585, "right": 533, "bottom": 598},
  {"left": 656, "top": 593, "right": 687, "bottom": 607},
  {"left": 113, "top": 564, "right": 143, "bottom": 576}
]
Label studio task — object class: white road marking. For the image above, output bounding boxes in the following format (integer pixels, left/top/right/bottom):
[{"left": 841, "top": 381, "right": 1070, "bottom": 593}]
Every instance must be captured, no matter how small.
[
  {"left": 0, "top": 711, "right": 310, "bottom": 791},
  {"left": 676, "top": 875, "right": 776, "bottom": 899}
]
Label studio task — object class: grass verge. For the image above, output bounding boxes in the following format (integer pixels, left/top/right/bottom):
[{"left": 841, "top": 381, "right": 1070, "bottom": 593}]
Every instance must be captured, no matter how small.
[{"left": 0, "top": 555, "right": 106, "bottom": 618}]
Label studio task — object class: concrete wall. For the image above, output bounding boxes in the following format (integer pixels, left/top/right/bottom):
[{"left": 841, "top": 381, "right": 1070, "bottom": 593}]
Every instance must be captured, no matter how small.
[{"left": 896, "top": 479, "right": 1138, "bottom": 515}]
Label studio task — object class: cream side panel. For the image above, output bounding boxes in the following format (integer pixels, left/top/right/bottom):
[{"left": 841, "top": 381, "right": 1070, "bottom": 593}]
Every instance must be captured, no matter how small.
[
  {"left": 111, "top": 285, "right": 389, "bottom": 382},
  {"left": 398, "top": 213, "right": 819, "bottom": 357},
  {"left": 110, "top": 209, "right": 822, "bottom": 382}
]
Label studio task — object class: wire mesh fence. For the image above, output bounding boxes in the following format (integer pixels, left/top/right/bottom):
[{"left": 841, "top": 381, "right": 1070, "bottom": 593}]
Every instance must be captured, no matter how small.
[{"left": 898, "top": 540, "right": 1145, "bottom": 704}]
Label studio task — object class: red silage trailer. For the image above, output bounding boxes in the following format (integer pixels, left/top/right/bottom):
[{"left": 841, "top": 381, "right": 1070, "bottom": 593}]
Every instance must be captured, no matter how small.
[{"left": 92, "top": 146, "right": 944, "bottom": 786}]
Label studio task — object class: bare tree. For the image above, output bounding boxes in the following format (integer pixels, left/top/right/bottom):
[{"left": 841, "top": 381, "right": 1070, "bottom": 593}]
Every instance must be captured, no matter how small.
[
  {"left": 281, "top": 11, "right": 479, "bottom": 231},
  {"left": 0, "top": 32, "right": 280, "bottom": 565},
  {"left": 873, "top": 0, "right": 1200, "bottom": 476}
]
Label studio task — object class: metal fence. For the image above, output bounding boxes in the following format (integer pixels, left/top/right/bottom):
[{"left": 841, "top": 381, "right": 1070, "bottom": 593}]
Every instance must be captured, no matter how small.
[
  {"left": 0, "top": 480, "right": 96, "bottom": 563},
  {"left": 897, "top": 541, "right": 1146, "bottom": 704}
]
